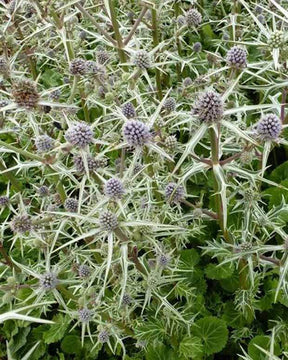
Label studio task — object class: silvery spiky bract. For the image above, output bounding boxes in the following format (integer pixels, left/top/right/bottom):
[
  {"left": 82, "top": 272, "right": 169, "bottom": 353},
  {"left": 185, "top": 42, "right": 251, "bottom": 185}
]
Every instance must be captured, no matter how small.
[
  {"left": 69, "top": 58, "right": 87, "bottom": 75},
  {"left": 165, "top": 183, "right": 185, "bottom": 204},
  {"left": 12, "top": 79, "right": 39, "bottom": 109},
  {"left": 133, "top": 50, "right": 151, "bottom": 69},
  {"left": 185, "top": 9, "right": 202, "bottom": 27},
  {"left": 122, "top": 102, "right": 136, "bottom": 119},
  {"left": 99, "top": 211, "right": 118, "bottom": 231},
  {"left": 193, "top": 90, "right": 224, "bottom": 123},
  {"left": 123, "top": 120, "right": 150, "bottom": 146},
  {"left": 64, "top": 198, "right": 78, "bottom": 212},
  {"left": 78, "top": 308, "right": 92, "bottom": 322},
  {"left": 65, "top": 123, "right": 94, "bottom": 148},
  {"left": 10, "top": 215, "right": 32, "bottom": 233},
  {"left": 78, "top": 264, "right": 91, "bottom": 278},
  {"left": 98, "top": 330, "right": 110, "bottom": 343},
  {"left": 0, "top": 196, "right": 9, "bottom": 207},
  {"left": 104, "top": 178, "right": 125, "bottom": 199},
  {"left": 163, "top": 97, "right": 176, "bottom": 112},
  {"left": 226, "top": 46, "right": 247, "bottom": 69},
  {"left": 39, "top": 272, "right": 59, "bottom": 290},
  {"left": 35, "top": 135, "right": 54, "bottom": 153},
  {"left": 73, "top": 154, "right": 98, "bottom": 173},
  {"left": 256, "top": 114, "right": 282, "bottom": 141}
]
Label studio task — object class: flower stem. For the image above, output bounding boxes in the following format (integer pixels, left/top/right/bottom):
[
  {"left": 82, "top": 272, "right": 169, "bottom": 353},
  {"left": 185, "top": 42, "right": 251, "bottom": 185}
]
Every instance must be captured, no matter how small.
[{"left": 124, "top": 6, "right": 148, "bottom": 46}]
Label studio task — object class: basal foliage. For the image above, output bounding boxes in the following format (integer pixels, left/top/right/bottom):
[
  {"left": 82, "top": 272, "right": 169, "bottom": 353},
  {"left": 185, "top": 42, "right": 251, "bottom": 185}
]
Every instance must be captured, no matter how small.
[{"left": 0, "top": 0, "right": 288, "bottom": 359}]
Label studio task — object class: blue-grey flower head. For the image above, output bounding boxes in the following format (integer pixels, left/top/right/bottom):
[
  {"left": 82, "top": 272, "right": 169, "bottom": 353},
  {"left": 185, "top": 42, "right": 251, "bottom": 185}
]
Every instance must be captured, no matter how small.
[
  {"left": 133, "top": 50, "right": 151, "bottom": 69},
  {"left": 122, "top": 102, "right": 136, "bottom": 119},
  {"left": 64, "top": 198, "right": 78, "bottom": 212},
  {"left": 78, "top": 308, "right": 92, "bottom": 323},
  {"left": 185, "top": 9, "right": 202, "bottom": 27},
  {"left": 104, "top": 178, "right": 125, "bottom": 199},
  {"left": 123, "top": 120, "right": 150, "bottom": 146},
  {"left": 35, "top": 135, "right": 54, "bottom": 153},
  {"left": 98, "top": 330, "right": 110, "bottom": 343},
  {"left": 39, "top": 272, "right": 59, "bottom": 290},
  {"left": 65, "top": 122, "right": 94, "bottom": 148},
  {"left": 78, "top": 264, "right": 91, "bottom": 278},
  {"left": 226, "top": 46, "right": 247, "bottom": 69},
  {"left": 69, "top": 58, "right": 87, "bottom": 75},
  {"left": 256, "top": 114, "right": 282, "bottom": 141},
  {"left": 193, "top": 90, "right": 224, "bottom": 123},
  {"left": 73, "top": 154, "right": 98, "bottom": 173},
  {"left": 99, "top": 211, "right": 118, "bottom": 231},
  {"left": 10, "top": 215, "right": 32, "bottom": 233},
  {"left": 163, "top": 97, "right": 176, "bottom": 113},
  {"left": 165, "top": 183, "right": 185, "bottom": 204}
]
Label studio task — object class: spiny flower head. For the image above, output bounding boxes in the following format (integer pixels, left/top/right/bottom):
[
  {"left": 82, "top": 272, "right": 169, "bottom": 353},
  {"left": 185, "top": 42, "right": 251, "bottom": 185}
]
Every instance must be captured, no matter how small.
[
  {"left": 104, "top": 178, "right": 125, "bottom": 199},
  {"left": 226, "top": 46, "right": 247, "bottom": 69},
  {"left": 185, "top": 9, "right": 202, "bottom": 27},
  {"left": 268, "top": 31, "right": 284, "bottom": 49},
  {"left": 158, "top": 253, "right": 170, "bottom": 267},
  {"left": 65, "top": 122, "right": 94, "bottom": 148},
  {"left": 193, "top": 90, "right": 224, "bottom": 123},
  {"left": 39, "top": 272, "right": 59, "bottom": 290},
  {"left": 85, "top": 61, "right": 106, "bottom": 79},
  {"left": 256, "top": 114, "right": 282, "bottom": 141},
  {"left": 163, "top": 97, "right": 176, "bottom": 113},
  {"left": 133, "top": 50, "right": 151, "bottom": 69},
  {"left": 165, "top": 183, "right": 185, "bottom": 204},
  {"left": 165, "top": 135, "right": 177, "bottom": 150},
  {"left": 97, "top": 49, "right": 110, "bottom": 65},
  {"left": 193, "top": 42, "right": 202, "bottom": 52},
  {"left": 64, "top": 198, "right": 78, "bottom": 212},
  {"left": 123, "top": 120, "right": 150, "bottom": 147},
  {"left": 183, "top": 77, "right": 193, "bottom": 87},
  {"left": 122, "top": 293, "right": 132, "bottom": 306},
  {"left": 0, "top": 195, "right": 9, "bottom": 207},
  {"left": 12, "top": 79, "right": 39, "bottom": 109},
  {"left": 73, "top": 154, "right": 98, "bottom": 173},
  {"left": 69, "top": 58, "right": 87, "bottom": 75},
  {"left": 35, "top": 135, "right": 54, "bottom": 153},
  {"left": 122, "top": 102, "right": 136, "bottom": 119},
  {"left": 99, "top": 211, "right": 118, "bottom": 231},
  {"left": 10, "top": 215, "right": 32, "bottom": 233},
  {"left": 78, "top": 264, "right": 91, "bottom": 278},
  {"left": 78, "top": 308, "right": 92, "bottom": 322},
  {"left": 38, "top": 186, "right": 49, "bottom": 197},
  {"left": 98, "top": 330, "right": 110, "bottom": 343}
]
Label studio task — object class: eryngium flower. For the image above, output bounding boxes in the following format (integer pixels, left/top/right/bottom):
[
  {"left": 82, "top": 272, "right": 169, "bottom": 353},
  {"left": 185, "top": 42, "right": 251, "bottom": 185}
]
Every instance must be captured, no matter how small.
[
  {"left": 193, "top": 90, "right": 224, "bottom": 123},
  {"left": 73, "top": 154, "right": 98, "bottom": 173},
  {"left": 64, "top": 198, "right": 78, "bottom": 212},
  {"left": 185, "top": 9, "right": 202, "bottom": 27},
  {"left": 123, "top": 120, "right": 150, "bottom": 146},
  {"left": 122, "top": 102, "right": 136, "bottom": 119},
  {"left": 99, "top": 211, "right": 118, "bottom": 231},
  {"left": 97, "top": 49, "right": 110, "bottom": 65},
  {"left": 268, "top": 31, "right": 284, "bottom": 49},
  {"left": 0, "top": 100, "right": 9, "bottom": 109},
  {"left": 49, "top": 89, "right": 61, "bottom": 101},
  {"left": 226, "top": 46, "right": 247, "bottom": 69},
  {"left": 78, "top": 308, "right": 92, "bottom": 323},
  {"left": 12, "top": 79, "right": 39, "bottom": 109},
  {"left": 193, "top": 42, "right": 202, "bottom": 52},
  {"left": 122, "top": 293, "right": 132, "bottom": 305},
  {"left": 78, "top": 264, "right": 91, "bottom": 278},
  {"left": 133, "top": 50, "right": 151, "bottom": 69},
  {"left": 177, "top": 15, "right": 185, "bottom": 26},
  {"left": 10, "top": 215, "right": 32, "bottom": 233},
  {"left": 104, "top": 178, "right": 124, "bottom": 199},
  {"left": 0, "top": 196, "right": 9, "bottom": 207},
  {"left": 183, "top": 77, "right": 193, "bottom": 87},
  {"left": 256, "top": 114, "right": 282, "bottom": 141},
  {"left": 158, "top": 254, "right": 170, "bottom": 267},
  {"left": 0, "top": 57, "right": 9, "bottom": 74},
  {"left": 98, "top": 330, "right": 110, "bottom": 343},
  {"left": 65, "top": 123, "right": 94, "bottom": 148},
  {"left": 35, "top": 135, "right": 54, "bottom": 153},
  {"left": 163, "top": 97, "right": 176, "bottom": 112},
  {"left": 85, "top": 61, "right": 106, "bottom": 80},
  {"left": 69, "top": 58, "right": 87, "bottom": 75},
  {"left": 38, "top": 186, "right": 49, "bottom": 197},
  {"left": 165, "top": 135, "right": 177, "bottom": 150},
  {"left": 39, "top": 272, "right": 59, "bottom": 290},
  {"left": 165, "top": 183, "right": 185, "bottom": 204}
]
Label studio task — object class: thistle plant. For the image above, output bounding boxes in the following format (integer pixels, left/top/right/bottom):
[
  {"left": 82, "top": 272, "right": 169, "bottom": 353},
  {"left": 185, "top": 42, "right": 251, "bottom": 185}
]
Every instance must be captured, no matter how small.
[{"left": 1, "top": 0, "right": 288, "bottom": 359}]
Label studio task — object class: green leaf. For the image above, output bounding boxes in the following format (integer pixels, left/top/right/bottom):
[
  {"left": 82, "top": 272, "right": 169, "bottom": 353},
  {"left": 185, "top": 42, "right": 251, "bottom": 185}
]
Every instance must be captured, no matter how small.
[
  {"left": 61, "top": 335, "right": 82, "bottom": 355},
  {"left": 8, "top": 326, "right": 30, "bottom": 354},
  {"left": 179, "top": 335, "right": 204, "bottom": 359},
  {"left": 145, "top": 343, "right": 176, "bottom": 360},
  {"left": 205, "top": 263, "right": 234, "bottom": 280},
  {"left": 191, "top": 316, "right": 228, "bottom": 355},
  {"left": 43, "top": 314, "right": 70, "bottom": 344},
  {"left": 248, "top": 335, "right": 281, "bottom": 360},
  {"left": 179, "top": 249, "right": 200, "bottom": 267}
]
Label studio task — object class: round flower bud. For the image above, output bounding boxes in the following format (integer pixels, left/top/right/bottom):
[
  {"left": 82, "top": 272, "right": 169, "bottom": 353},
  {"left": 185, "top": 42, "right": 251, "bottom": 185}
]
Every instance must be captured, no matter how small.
[
  {"left": 10, "top": 215, "right": 32, "bottom": 233},
  {"left": 158, "top": 254, "right": 170, "bottom": 267},
  {"left": 12, "top": 79, "right": 39, "bottom": 109},
  {"left": 79, "top": 30, "right": 87, "bottom": 40},
  {"left": 85, "top": 61, "right": 106, "bottom": 80},
  {"left": 69, "top": 58, "right": 87, "bottom": 75},
  {"left": 99, "top": 211, "right": 118, "bottom": 231},
  {"left": 104, "top": 178, "right": 124, "bottom": 199},
  {"left": 97, "top": 157, "right": 108, "bottom": 168},
  {"left": 49, "top": 89, "right": 61, "bottom": 101},
  {"left": 0, "top": 99, "right": 9, "bottom": 109},
  {"left": 98, "top": 330, "right": 110, "bottom": 343},
  {"left": 185, "top": 9, "right": 202, "bottom": 27},
  {"left": 122, "top": 102, "right": 136, "bottom": 119},
  {"left": 165, "top": 183, "right": 185, "bottom": 204},
  {"left": 97, "top": 49, "right": 110, "bottom": 65},
  {"left": 123, "top": 120, "right": 150, "bottom": 147},
  {"left": 257, "top": 14, "right": 265, "bottom": 24},
  {"left": 165, "top": 135, "right": 177, "bottom": 150},
  {"left": 0, "top": 57, "right": 9, "bottom": 75},
  {"left": 177, "top": 15, "right": 185, "bottom": 26},
  {"left": 0, "top": 195, "right": 9, "bottom": 207},
  {"left": 133, "top": 163, "right": 144, "bottom": 175},
  {"left": 240, "top": 151, "right": 254, "bottom": 165},
  {"left": 193, "top": 42, "right": 202, "bottom": 52},
  {"left": 38, "top": 186, "right": 49, "bottom": 197},
  {"left": 268, "top": 31, "right": 284, "bottom": 49},
  {"left": 226, "top": 46, "right": 247, "bottom": 69},
  {"left": 64, "top": 198, "right": 78, "bottom": 212},
  {"left": 240, "top": 242, "right": 253, "bottom": 252},
  {"left": 223, "top": 32, "right": 230, "bottom": 41},
  {"left": 255, "top": 5, "right": 262, "bottom": 14},
  {"left": 65, "top": 122, "right": 94, "bottom": 148},
  {"left": 35, "top": 135, "right": 54, "bottom": 153},
  {"left": 78, "top": 308, "right": 92, "bottom": 323},
  {"left": 256, "top": 114, "right": 282, "bottom": 141},
  {"left": 163, "top": 97, "right": 176, "bottom": 113},
  {"left": 73, "top": 154, "right": 98, "bottom": 173},
  {"left": 78, "top": 264, "right": 91, "bottom": 278},
  {"left": 39, "top": 272, "right": 59, "bottom": 290},
  {"left": 133, "top": 50, "right": 151, "bottom": 69},
  {"left": 183, "top": 77, "right": 193, "bottom": 87},
  {"left": 122, "top": 293, "right": 132, "bottom": 306},
  {"left": 193, "top": 90, "right": 224, "bottom": 123}
]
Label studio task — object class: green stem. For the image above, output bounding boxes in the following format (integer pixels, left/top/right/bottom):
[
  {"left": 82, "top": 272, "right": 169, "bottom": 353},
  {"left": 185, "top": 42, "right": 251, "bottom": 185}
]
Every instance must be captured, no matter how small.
[
  {"left": 68, "top": 76, "right": 79, "bottom": 104},
  {"left": 151, "top": 8, "right": 163, "bottom": 99},
  {"left": 79, "top": 87, "right": 90, "bottom": 123},
  {"left": 0, "top": 140, "right": 42, "bottom": 161},
  {"left": 123, "top": 6, "right": 148, "bottom": 45}
]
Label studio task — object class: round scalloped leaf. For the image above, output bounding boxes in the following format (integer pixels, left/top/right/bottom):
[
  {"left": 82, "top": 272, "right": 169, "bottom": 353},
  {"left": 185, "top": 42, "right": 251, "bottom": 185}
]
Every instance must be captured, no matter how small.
[
  {"left": 179, "top": 335, "right": 204, "bottom": 359},
  {"left": 248, "top": 336, "right": 281, "bottom": 360},
  {"left": 191, "top": 316, "right": 228, "bottom": 355}
]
